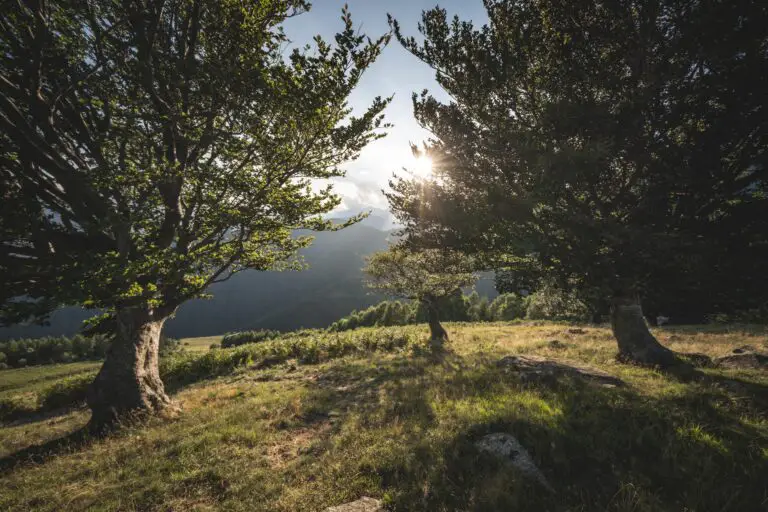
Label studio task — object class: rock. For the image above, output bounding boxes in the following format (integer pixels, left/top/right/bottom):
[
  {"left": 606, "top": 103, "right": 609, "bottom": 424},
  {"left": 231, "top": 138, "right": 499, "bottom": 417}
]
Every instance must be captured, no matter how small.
[
  {"left": 475, "top": 433, "right": 554, "bottom": 492},
  {"left": 715, "top": 346, "right": 768, "bottom": 370},
  {"left": 325, "top": 497, "right": 384, "bottom": 512},
  {"left": 497, "top": 355, "right": 624, "bottom": 387}
]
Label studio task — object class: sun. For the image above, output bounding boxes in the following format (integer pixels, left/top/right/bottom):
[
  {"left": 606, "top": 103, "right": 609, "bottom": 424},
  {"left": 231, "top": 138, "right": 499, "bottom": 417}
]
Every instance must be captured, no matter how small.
[{"left": 410, "top": 154, "right": 433, "bottom": 178}]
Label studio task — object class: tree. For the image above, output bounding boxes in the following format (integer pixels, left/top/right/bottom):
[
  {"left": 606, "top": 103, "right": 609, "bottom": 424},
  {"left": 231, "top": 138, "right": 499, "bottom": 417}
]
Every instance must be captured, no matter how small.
[
  {"left": 0, "top": 0, "right": 390, "bottom": 428},
  {"left": 363, "top": 248, "right": 476, "bottom": 341},
  {"left": 386, "top": 0, "right": 768, "bottom": 367}
]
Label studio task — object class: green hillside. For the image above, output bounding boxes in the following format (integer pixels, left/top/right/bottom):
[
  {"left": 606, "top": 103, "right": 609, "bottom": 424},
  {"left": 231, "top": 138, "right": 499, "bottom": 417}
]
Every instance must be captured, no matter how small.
[{"left": 1, "top": 323, "right": 766, "bottom": 511}]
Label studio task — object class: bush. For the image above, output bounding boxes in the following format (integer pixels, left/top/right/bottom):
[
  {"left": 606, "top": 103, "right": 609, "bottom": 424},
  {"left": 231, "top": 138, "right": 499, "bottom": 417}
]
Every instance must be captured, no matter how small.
[
  {"left": 221, "top": 329, "right": 281, "bottom": 348},
  {"left": 0, "top": 334, "right": 112, "bottom": 369},
  {"left": 0, "top": 332, "right": 183, "bottom": 370},
  {"left": 489, "top": 293, "right": 527, "bottom": 321},
  {"left": 330, "top": 293, "right": 535, "bottom": 332},
  {"left": 525, "top": 285, "right": 591, "bottom": 322},
  {"left": 328, "top": 301, "right": 419, "bottom": 332}
]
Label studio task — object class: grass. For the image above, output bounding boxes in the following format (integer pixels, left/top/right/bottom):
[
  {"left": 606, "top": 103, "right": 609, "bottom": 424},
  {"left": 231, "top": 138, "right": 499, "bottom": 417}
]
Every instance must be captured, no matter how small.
[
  {"left": 0, "top": 335, "right": 219, "bottom": 423},
  {"left": 0, "top": 322, "right": 766, "bottom": 511},
  {"left": 181, "top": 335, "right": 223, "bottom": 353}
]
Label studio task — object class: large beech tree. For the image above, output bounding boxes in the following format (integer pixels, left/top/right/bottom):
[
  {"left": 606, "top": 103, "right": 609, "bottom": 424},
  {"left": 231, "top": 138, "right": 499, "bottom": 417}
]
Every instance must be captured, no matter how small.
[
  {"left": 364, "top": 248, "right": 476, "bottom": 342},
  {"left": 387, "top": 0, "right": 768, "bottom": 367},
  {"left": 0, "top": 0, "right": 390, "bottom": 427}
]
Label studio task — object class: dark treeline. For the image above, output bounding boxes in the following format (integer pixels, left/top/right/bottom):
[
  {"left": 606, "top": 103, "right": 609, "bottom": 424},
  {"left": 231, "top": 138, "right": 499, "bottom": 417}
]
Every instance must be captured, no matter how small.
[{"left": 0, "top": 335, "right": 180, "bottom": 370}]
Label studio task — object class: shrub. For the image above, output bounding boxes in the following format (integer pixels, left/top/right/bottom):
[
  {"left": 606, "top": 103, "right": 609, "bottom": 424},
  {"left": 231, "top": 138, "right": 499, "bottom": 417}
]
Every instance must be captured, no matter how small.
[
  {"left": 489, "top": 293, "right": 527, "bottom": 321},
  {"left": 0, "top": 332, "right": 183, "bottom": 371},
  {"left": 0, "top": 334, "right": 112, "bottom": 369},
  {"left": 221, "top": 329, "right": 282, "bottom": 348}
]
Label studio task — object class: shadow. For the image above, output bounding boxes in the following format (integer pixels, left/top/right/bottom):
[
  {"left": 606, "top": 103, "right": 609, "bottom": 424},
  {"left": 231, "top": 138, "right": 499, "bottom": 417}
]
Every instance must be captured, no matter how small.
[
  {"left": 0, "top": 427, "right": 96, "bottom": 474},
  {"left": 289, "top": 351, "right": 768, "bottom": 512},
  {"left": 0, "top": 404, "right": 87, "bottom": 428}
]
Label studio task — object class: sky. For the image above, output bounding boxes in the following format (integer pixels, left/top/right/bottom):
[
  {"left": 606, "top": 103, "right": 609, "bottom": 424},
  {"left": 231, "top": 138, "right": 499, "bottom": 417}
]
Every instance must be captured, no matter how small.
[{"left": 282, "top": 1, "right": 488, "bottom": 216}]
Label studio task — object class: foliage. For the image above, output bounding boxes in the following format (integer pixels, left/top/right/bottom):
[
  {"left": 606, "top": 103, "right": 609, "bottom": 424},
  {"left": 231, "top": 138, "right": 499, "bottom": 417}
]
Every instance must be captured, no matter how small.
[
  {"left": 329, "top": 293, "right": 529, "bottom": 331},
  {"left": 364, "top": 248, "right": 477, "bottom": 303},
  {"left": 525, "top": 286, "right": 591, "bottom": 323},
  {"left": 221, "top": 329, "right": 282, "bottom": 348},
  {"left": 0, "top": 333, "right": 180, "bottom": 369},
  {"left": 0, "top": 335, "right": 110, "bottom": 368},
  {"left": 489, "top": 293, "right": 527, "bottom": 322},
  {"left": 386, "top": 0, "right": 768, "bottom": 311},
  {"left": 328, "top": 300, "right": 419, "bottom": 331},
  {"left": 0, "top": 1, "right": 391, "bottom": 327}
]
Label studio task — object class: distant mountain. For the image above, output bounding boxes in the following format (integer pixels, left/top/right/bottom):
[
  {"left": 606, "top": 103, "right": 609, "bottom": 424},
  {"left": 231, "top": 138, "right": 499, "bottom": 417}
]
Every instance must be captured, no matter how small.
[{"left": 0, "top": 215, "right": 497, "bottom": 340}]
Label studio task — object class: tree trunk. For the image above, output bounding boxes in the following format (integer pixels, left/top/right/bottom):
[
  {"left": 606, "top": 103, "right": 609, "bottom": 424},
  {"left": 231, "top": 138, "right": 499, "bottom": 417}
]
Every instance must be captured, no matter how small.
[
  {"left": 610, "top": 294, "right": 680, "bottom": 367},
  {"left": 87, "top": 308, "right": 175, "bottom": 430},
  {"left": 424, "top": 299, "right": 448, "bottom": 342}
]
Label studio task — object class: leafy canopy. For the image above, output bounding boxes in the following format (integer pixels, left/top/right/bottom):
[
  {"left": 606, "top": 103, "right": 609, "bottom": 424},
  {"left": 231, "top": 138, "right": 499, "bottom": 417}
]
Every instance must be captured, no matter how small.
[
  {"left": 364, "top": 248, "right": 477, "bottom": 302},
  {"left": 386, "top": 0, "right": 768, "bottom": 303},
  {"left": 1, "top": 1, "right": 391, "bottom": 324}
]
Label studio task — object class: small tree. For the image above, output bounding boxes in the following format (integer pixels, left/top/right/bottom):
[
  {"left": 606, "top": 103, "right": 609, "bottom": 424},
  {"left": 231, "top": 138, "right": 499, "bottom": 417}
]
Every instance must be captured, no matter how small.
[
  {"left": 387, "top": 1, "right": 768, "bottom": 367},
  {"left": 364, "top": 248, "right": 476, "bottom": 341},
  {"left": 0, "top": 1, "right": 390, "bottom": 428}
]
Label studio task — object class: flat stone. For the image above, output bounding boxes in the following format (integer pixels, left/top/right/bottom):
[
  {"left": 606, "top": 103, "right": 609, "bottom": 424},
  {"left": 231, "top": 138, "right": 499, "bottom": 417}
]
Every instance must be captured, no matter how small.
[
  {"left": 732, "top": 345, "right": 758, "bottom": 354},
  {"left": 475, "top": 433, "right": 554, "bottom": 492},
  {"left": 715, "top": 351, "right": 768, "bottom": 370},
  {"left": 497, "top": 355, "right": 624, "bottom": 387},
  {"left": 325, "top": 497, "right": 384, "bottom": 512}
]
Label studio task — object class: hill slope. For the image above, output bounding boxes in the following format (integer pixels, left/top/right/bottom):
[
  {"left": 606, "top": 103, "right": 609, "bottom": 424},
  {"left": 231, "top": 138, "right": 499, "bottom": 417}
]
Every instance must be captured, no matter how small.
[
  {"left": 0, "top": 220, "right": 392, "bottom": 340},
  {"left": 1, "top": 322, "right": 766, "bottom": 511},
  {"left": 0, "top": 210, "right": 498, "bottom": 340}
]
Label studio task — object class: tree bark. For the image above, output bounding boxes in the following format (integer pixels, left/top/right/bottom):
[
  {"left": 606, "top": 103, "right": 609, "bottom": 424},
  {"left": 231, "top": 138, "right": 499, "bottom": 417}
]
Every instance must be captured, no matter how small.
[
  {"left": 424, "top": 298, "right": 448, "bottom": 342},
  {"left": 610, "top": 294, "right": 680, "bottom": 367},
  {"left": 87, "top": 307, "right": 175, "bottom": 430}
]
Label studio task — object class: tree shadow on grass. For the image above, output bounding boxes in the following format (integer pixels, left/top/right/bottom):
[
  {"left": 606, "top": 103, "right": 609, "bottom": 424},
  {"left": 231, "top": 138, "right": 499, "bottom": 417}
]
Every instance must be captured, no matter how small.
[
  {"left": 292, "top": 354, "right": 768, "bottom": 512},
  {"left": 0, "top": 426, "right": 95, "bottom": 474}
]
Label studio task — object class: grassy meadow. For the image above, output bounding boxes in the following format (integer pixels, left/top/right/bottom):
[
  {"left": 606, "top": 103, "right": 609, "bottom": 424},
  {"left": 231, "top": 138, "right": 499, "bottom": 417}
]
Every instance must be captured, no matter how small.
[{"left": 0, "top": 322, "right": 766, "bottom": 511}]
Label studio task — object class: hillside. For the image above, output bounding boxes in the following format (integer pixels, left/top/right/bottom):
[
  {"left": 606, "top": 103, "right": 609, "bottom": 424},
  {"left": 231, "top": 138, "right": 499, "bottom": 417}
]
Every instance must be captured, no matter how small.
[
  {"left": 0, "top": 210, "right": 498, "bottom": 341},
  {"left": 1, "top": 322, "right": 766, "bottom": 511},
  {"left": 0, "top": 214, "right": 392, "bottom": 340}
]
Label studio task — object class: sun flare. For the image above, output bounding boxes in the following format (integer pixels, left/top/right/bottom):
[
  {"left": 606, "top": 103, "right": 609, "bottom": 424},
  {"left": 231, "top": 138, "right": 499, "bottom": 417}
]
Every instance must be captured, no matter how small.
[{"left": 411, "top": 154, "right": 433, "bottom": 178}]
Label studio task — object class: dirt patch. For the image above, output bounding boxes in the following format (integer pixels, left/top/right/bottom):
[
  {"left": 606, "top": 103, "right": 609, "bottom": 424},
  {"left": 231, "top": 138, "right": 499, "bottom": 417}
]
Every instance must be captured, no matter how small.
[{"left": 266, "top": 422, "right": 332, "bottom": 469}]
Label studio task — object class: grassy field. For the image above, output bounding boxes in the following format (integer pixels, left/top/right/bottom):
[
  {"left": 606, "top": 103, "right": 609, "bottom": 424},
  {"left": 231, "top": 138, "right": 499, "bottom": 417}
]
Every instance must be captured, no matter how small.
[
  {"left": 180, "top": 335, "right": 223, "bottom": 353},
  {"left": 0, "top": 322, "right": 766, "bottom": 511}
]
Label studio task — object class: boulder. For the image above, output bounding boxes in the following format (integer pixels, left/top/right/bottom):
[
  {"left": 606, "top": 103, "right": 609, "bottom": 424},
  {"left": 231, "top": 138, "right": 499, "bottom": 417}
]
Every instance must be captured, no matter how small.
[
  {"left": 325, "top": 497, "right": 384, "bottom": 512},
  {"left": 475, "top": 433, "right": 554, "bottom": 492},
  {"left": 715, "top": 346, "right": 768, "bottom": 370},
  {"left": 497, "top": 355, "right": 624, "bottom": 387}
]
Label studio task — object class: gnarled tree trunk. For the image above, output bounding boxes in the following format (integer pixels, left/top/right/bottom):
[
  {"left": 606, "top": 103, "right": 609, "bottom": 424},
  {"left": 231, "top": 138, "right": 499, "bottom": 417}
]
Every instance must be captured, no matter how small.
[
  {"left": 610, "top": 293, "right": 679, "bottom": 368},
  {"left": 424, "top": 297, "right": 448, "bottom": 343},
  {"left": 87, "top": 307, "right": 175, "bottom": 430}
]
